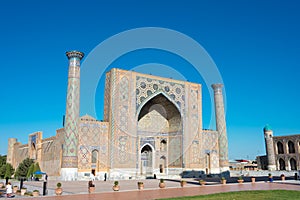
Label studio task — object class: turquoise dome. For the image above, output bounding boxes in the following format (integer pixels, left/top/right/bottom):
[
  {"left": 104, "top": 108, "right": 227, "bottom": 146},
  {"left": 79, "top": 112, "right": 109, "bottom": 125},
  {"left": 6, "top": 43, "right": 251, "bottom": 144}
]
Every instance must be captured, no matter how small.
[{"left": 264, "top": 124, "right": 272, "bottom": 131}]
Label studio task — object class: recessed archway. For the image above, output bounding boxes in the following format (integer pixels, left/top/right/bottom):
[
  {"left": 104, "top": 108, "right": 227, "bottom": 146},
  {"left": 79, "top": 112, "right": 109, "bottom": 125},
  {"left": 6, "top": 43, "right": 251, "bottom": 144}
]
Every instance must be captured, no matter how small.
[
  {"left": 277, "top": 142, "right": 284, "bottom": 154},
  {"left": 138, "top": 93, "right": 183, "bottom": 168},
  {"left": 288, "top": 141, "right": 295, "bottom": 154},
  {"left": 159, "top": 156, "right": 166, "bottom": 173},
  {"left": 290, "top": 158, "right": 297, "bottom": 170},
  {"left": 31, "top": 143, "right": 37, "bottom": 160},
  {"left": 140, "top": 144, "right": 153, "bottom": 175},
  {"left": 279, "top": 158, "right": 285, "bottom": 170}
]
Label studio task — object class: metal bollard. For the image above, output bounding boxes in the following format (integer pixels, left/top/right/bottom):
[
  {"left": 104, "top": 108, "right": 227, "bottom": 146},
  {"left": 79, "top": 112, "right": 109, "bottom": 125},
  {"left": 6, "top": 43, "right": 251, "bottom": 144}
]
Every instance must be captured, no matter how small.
[
  {"left": 20, "top": 178, "right": 24, "bottom": 190},
  {"left": 43, "top": 181, "right": 47, "bottom": 196}
]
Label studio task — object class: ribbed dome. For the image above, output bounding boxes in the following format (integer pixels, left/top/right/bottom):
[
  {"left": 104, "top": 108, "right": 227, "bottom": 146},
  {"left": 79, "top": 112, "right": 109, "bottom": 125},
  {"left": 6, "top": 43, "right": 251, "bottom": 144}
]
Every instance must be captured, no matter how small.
[{"left": 264, "top": 124, "right": 272, "bottom": 132}]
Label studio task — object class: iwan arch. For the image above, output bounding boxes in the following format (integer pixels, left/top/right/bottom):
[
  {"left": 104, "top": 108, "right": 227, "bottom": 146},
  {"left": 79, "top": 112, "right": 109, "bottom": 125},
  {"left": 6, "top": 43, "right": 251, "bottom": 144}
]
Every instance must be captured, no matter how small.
[{"left": 7, "top": 51, "right": 229, "bottom": 180}]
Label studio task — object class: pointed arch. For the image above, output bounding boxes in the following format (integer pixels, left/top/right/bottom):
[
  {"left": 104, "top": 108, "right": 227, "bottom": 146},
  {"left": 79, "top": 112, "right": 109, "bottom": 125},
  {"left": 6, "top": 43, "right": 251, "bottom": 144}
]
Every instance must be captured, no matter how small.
[
  {"left": 159, "top": 155, "right": 167, "bottom": 173},
  {"left": 137, "top": 92, "right": 183, "bottom": 168},
  {"left": 290, "top": 158, "right": 297, "bottom": 170},
  {"left": 31, "top": 143, "right": 37, "bottom": 160},
  {"left": 140, "top": 143, "right": 154, "bottom": 175},
  {"left": 137, "top": 93, "right": 182, "bottom": 133},
  {"left": 91, "top": 149, "right": 98, "bottom": 164},
  {"left": 288, "top": 141, "right": 295, "bottom": 154},
  {"left": 279, "top": 158, "right": 285, "bottom": 170},
  {"left": 136, "top": 91, "right": 181, "bottom": 119},
  {"left": 277, "top": 141, "right": 284, "bottom": 154},
  {"left": 140, "top": 143, "right": 155, "bottom": 152}
]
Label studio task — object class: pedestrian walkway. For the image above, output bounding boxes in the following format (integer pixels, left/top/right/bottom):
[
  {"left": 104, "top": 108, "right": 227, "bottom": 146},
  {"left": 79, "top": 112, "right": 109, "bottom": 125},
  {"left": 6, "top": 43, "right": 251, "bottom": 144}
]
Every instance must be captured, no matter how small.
[{"left": 16, "top": 179, "right": 300, "bottom": 200}]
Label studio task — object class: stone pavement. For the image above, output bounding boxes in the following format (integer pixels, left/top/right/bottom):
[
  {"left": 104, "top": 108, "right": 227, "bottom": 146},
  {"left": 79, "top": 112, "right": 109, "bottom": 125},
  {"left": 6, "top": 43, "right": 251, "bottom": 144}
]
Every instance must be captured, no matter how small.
[{"left": 8, "top": 178, "right": 299, "bottom": 200}]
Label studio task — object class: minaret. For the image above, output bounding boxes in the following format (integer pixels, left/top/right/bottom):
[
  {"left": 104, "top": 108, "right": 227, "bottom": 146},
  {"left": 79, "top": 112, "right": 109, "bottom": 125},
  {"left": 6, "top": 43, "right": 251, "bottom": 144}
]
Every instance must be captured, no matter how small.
[
  {"left": 61, "top": 50, "right": 84, "bottom": 181},
  {"left": 212, "top": 84, "right": 229, "bottom": 172},
  {"left": 264, "top": 125, "right": 276, "bottom": 170}
]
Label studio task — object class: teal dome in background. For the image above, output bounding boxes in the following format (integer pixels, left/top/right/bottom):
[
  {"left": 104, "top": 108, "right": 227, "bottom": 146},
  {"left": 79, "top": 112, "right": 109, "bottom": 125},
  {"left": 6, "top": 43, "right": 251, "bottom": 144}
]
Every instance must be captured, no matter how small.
[{"left": 264, "top": 124, "right": 272, "bottom": 132}]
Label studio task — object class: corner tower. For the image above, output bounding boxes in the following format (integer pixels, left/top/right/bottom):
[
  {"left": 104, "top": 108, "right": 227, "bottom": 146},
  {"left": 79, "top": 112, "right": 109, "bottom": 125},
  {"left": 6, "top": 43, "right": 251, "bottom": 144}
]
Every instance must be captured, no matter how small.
[
  {"left": 212, "top": 84, "right": 229, "bottom": 172},
  {"left": 264, "top": 125, "right": 276, "bottom": 170},
  {"left": 61, "top": 50, "right": 84, "bottom": 181},
  {"left": 7, "top": 138, "right": 17, "bottom": 165}
]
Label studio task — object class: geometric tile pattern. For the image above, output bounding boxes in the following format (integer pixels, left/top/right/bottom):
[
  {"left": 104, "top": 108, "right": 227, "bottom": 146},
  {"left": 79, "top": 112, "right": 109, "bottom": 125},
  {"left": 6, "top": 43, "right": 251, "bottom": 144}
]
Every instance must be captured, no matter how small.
[
  {"left": 187, "top": 88, "right": 200, "bottom": 164},
  {"left": 119, "top": 76, "right": 129, "bottom": 132},
  {"left": 118, "top": 136, "right": 128, "bottom": 164},
  {"left": 110, "top": 69, "right": 117, "bottom": 168},
  {"left": 116, "top": 75, "right": 130, "bottom": 164},
  {"left": 212, "top": 84, "right": 228, "bottom": 168},
  {"left": 104, "top": 72, "right": 111, "bottom": 122},
  {"left": 136, "top": 76, "right": 185, "bottom": 113},
  {"left": 191, "top": 140, "right": 199, "bottom": 163},
  {"left": 202, "top": 130, "right": 219, "bottom": 169},
  {"left": 62, "top": 51, "right": 84, "bottom": 168},
  {"left": 78, "top": 115, "right": 109, "bottom": 171}
]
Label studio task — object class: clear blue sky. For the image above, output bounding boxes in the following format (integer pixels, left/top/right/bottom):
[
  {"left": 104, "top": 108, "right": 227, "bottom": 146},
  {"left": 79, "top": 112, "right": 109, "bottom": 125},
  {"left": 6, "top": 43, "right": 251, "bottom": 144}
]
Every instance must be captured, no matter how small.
[{"left": 0, "top": 0, "right": 299, "bottom": 160}]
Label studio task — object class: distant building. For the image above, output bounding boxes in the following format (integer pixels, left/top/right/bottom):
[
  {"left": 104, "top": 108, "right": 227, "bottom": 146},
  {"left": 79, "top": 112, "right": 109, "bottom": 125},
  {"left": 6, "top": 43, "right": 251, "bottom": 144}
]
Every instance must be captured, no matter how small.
[
  {"left": 229, "top": 160, "right": 257, "bottom": 171},
  {"left": 257, "top": 125, "right": 300, "bottom": 171},
  {"left": 7, "top": 51, "right": 229, "bottom": 180}
]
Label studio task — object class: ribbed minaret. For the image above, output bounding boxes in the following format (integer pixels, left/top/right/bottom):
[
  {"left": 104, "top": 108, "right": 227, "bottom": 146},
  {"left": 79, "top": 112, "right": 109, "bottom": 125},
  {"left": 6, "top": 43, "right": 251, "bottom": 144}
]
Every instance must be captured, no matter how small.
[
  {"left": 61, "top": 50, "right": 84, "bottom": 181},
  {"left": 212, "top": 84, "right": 229, "bottom": 172},
  {"left": 264, "top": 125, "right": 276, "bottom": 170}
]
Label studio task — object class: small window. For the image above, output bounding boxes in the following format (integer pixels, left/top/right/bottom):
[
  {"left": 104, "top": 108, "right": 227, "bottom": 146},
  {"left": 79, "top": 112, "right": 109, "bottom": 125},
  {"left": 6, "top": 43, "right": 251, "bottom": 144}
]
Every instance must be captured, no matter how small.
[{"left": 160, "top": 139, "right": 167, "bottom": 151}]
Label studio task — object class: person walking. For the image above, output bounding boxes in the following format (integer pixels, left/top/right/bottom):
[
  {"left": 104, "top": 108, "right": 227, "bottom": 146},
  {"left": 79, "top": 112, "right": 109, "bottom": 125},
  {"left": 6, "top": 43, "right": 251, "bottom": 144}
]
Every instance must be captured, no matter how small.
[{"left": 104, "top": 173, "right": 107, "bottom": 181}]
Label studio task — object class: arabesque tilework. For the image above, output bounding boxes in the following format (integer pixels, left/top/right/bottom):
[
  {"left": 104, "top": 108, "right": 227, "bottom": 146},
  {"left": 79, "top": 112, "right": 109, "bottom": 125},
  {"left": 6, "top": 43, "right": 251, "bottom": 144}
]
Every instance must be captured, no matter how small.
[{"left": 7, "top": 53, "right": 229, "bottom": 179}]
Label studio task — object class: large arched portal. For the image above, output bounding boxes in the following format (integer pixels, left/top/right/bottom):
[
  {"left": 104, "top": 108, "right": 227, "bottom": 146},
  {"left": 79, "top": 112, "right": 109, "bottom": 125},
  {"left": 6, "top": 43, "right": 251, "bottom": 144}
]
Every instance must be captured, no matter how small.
[{"left": 138, "top": 93, "right": 183, "bottom": 171}]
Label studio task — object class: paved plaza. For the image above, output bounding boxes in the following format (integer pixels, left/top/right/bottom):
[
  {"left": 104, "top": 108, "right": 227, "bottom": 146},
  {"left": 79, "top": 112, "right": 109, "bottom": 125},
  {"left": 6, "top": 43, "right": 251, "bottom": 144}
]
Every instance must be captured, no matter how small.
[{"left": 3, "top": 177, "right": 299, "bottom": 199}]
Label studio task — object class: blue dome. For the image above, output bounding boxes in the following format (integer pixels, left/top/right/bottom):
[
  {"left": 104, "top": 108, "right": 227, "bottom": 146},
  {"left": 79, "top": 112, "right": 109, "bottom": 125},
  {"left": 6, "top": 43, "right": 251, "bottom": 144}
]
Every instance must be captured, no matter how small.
[{"left": 264, "top": 124, "right": 272, "bottom": 131}]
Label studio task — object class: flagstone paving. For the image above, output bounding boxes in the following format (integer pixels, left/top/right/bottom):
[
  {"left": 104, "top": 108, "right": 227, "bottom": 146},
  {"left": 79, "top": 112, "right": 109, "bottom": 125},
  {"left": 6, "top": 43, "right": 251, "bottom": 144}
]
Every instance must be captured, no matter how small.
[{"left": 5, "top": 178, "right": 300, "bottom": 199}]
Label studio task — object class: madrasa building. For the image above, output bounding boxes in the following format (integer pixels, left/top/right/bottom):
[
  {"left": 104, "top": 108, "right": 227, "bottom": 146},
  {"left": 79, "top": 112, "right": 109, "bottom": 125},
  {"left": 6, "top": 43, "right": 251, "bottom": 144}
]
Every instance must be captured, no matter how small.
[
  {"left": 7, "top": 51, "right": 229, "bottom": 181},
  {"left": 257, "top": 125, "right": 300, "bottom": 171}
]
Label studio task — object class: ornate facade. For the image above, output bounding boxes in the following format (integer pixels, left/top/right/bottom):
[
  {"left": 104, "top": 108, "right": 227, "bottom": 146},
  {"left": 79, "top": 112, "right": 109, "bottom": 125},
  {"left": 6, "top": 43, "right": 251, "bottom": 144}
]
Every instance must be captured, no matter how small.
[
  {"left": 258, "top": 125, "right": 300, "bottom": 171},
  {"left": 7, "top": 51, "right": 229, "bottom": 180}
]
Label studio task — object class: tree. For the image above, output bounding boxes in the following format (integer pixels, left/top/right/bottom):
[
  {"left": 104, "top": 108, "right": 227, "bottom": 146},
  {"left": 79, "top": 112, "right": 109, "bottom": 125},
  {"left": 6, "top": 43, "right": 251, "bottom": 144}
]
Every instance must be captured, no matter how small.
[
  {"left": 15, "top": 158, "right": 34, "bottom": 179},
  {"left": 0, "top": 163, "right": 14, "bottom": 179},
  {"left": 33, "top": 162, "right": 42, "bottom": 179},
  {"left": 0, "top": 164, "right": 6, "bottom": 178},
  {"left": 4, "top": 163, "right": 14, "bottom": 179},
  {"left": 0, "top": 155, "right": 6, "bottom": 167},
  {"left": 0, "top": 155, "right": 8, "bottom": 178},
  {"left": 26, "top": 163, "right": 34, "bottom": 178}
]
